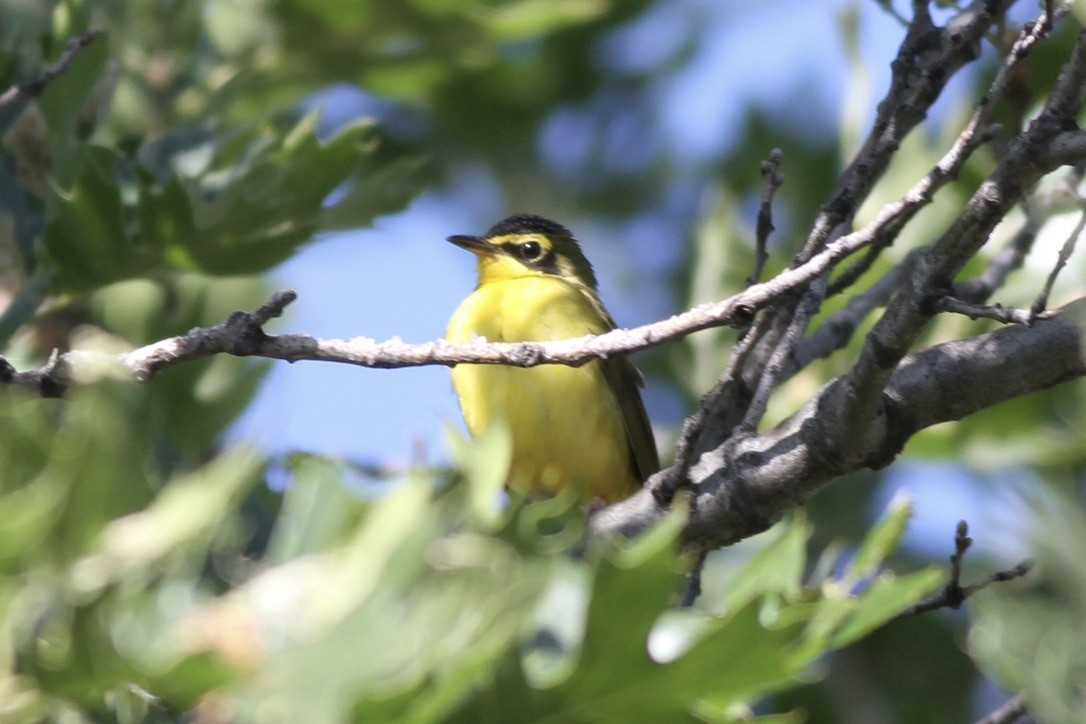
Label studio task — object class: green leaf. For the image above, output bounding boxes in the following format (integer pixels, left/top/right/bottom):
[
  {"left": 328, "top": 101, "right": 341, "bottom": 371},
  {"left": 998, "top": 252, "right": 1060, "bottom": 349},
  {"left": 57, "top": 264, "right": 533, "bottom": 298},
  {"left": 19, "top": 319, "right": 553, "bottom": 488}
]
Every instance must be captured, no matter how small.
[
  {"left": 969, "top": 494, "right": 1086, "bottom": 723},
  {"left": 0, "top": 463, "right": 71, "bottom": 566},
  {"left": 35, "top": 30, "right": 110, "bottom": 146},
  {"left": 182, "top": 114, "right": 357, "bottom": 272},
  {"left": 840, "top": 492, "right": 912, "bottom": 587},
  {"left": 44, "top": 146, "right": 158, "bottom": 292},
  {"left": 715, "top": 513, "right": 809, "bottom": 614},
  {"left": 829, "top": 567, "right": 944, "bottom": 649},
  {"left": 135, "top": 172, "right": 199, "bottom": 269},
  {"left": 70, "top": 449, "right": 261, "bottom": 593},
  {"left": 319, "top": 155, "right": 429, "bottom": 232},
  {"left": 447, "top": 509, "right": 814, "bottom": 723},
  {"left": 445, "top": 420, "right": 512, "bottom": 528},
  {"left": 142, "top": 116, "right": 423, "bottom": 276},
  {"left": 566, "top": 516, "right": 687, "bottom": 697},
  {"left": 471, "top": 0, "right": 611, "bottom": 39},
  {"left": 138, "top": 651, "right": 238, "bottom": 710},
  {"left": 87, "top": 275, "right": 273, "bottom": 456},
  {"left": 44, "top": 117, "right": 423, "bottom": 293},
  {"left": 1071, "top": 0, "right": 1086, "bottom": 28},
  {"left": 224, "top": 478, "right": 551, "bottom": 722},
  {"left": 265, "top": 454, "right": 367, "bottom": 564},
  {"left": 35, "top": 385, "right": 157, "bottom": 561}
]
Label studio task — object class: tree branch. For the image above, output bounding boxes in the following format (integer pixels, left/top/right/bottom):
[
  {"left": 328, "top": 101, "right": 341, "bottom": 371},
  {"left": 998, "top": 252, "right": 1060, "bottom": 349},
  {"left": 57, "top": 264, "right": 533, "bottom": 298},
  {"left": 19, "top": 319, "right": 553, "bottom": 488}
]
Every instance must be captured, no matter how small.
[
  {"left": 646, "top": 1, "right": 1045, "bottom": 509},
  {"left": 795, "top": 0, "right": 1017, "bottom": 264},
  {"left": 954, "top": 218, "right": 1039, "bottom": 304},
  {"left": 3, "top": 290, "right": 298, "bottom": 395},
  {"left": 1032, "top": 205, "right": 1086, "bottom": 318},
  {"left": 973, "top": 693, "right": 1028, "bottom": 724},
  {"left": 591, "top": 299, "right": 1086, "bottom": 545},
  {"left": 935, "top": 296, "right": 1051, "bottom": 325},
  {"left": 747, "top": 149, "right": 784, "bottom": 288},
  {"left": 1039, "top": 129, "right": 1086, "bottom": 168},
  {"left": 0, "top": 30, "right": 103, "bottom": 111},
  {"left": 903, "top": 520, "right": 1033, "bottom": 616},
  {"left": 828, "top": 25, "right": 1086, "bottom": 481},
  {"left": 739, "top": 279, "right": 824, "bottom": 431},
  {"left": 789, "top": 249, "right": 920, "bottom": 374},
  {"left": 0, "top": 210, "right": 921, "bottom": 395}
]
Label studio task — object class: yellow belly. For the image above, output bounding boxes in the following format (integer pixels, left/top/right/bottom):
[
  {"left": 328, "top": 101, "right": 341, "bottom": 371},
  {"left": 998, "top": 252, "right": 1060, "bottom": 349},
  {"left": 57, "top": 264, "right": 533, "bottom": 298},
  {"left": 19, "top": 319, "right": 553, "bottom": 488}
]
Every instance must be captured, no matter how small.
[{"left": 446, "top": 277, "right": 636, "bottom": 501}]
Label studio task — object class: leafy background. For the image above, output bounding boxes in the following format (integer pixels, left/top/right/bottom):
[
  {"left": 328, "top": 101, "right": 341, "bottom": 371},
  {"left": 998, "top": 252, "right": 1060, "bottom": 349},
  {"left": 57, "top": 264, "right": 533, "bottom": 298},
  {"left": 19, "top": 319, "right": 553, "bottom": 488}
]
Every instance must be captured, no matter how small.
[{"left": 0, "top": 0, "right": 1084, "bottom": 721}]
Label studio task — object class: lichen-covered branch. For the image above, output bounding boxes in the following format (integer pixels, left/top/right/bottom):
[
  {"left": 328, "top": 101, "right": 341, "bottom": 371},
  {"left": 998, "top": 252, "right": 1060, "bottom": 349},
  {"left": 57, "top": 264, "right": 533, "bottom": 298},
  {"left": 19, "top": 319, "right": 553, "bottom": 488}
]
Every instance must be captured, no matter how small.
[
  {"left": 591, "top": 300, "right": 1086, "bottom": 545},
  {"left": 0, "top": 213, "right": 923, "bottom": 395}
]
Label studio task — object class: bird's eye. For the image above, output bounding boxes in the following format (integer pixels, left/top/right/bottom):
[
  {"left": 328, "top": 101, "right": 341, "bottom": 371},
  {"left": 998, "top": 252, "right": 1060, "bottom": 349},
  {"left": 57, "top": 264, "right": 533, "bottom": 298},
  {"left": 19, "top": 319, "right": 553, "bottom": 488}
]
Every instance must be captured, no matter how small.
[{"left": 518, "top": 241, "right": 543, "bottom": 261}]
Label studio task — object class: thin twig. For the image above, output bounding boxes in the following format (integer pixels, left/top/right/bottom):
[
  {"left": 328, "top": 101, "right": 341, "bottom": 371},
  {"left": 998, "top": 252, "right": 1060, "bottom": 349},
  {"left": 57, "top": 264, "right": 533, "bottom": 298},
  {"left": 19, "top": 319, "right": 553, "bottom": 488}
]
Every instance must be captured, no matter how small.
[
  {"left": 739, "top": 280, "right": 824, "bottom": 431},
  {"left": 826, "top": 0, "right": 1055, "bottom": 298},
  {"left": 0, "top": 290, "right": 297, "bottom": 397},
  {"left": 748, "top": 149, "right": 784, "bottom": 288},
  {"left": 795, "top": 0, "right": 1016, "bottom": 264},
  {"left": 1042, "top": 0, "right": 1056, "bottom": 34},
  {"left": 719, "top": 5, "right": 1045, "bottom": 454},
  {"left": 742, "top": 3, "right": 1014, "bottom": 487},
  {"left": 936, "top": 297, "right": 1053, "bottom": 325},
  {"left": 949, "top": 520, "right": 970, "bottom": 596},
  {"left": 954, "top": 218, "right": 1040, "bottom": 304},
  {"left": 0, "top": 30, "right": 104, "bottom": 111},
  {"left": 664, "top": 149, "right": 787, "bottom": 496},
  {"left": 679, "top": 549, "right": 709, "bottom": 608},
  {"left": 654, "top": 315, "right": 770, "bottom": 505},
  {"left": 976, "top": 151, "right": 1081, "bottom": 299},
  {"left": 839, "top": 0, "right": 1053, "bottom": 264},
  {"left": 903, "top": 521, "right": 1033, "bottom": 616},
  {"left": 0, "top": 199, "right": 932, "bottom": 395},
  {"left": 834, "top": 16, "right": 1083, "bottom": 461},
  {"left": 828, "top": 122, "right": 996, "bottom": 300},
  {"left": 1031, "top": 207, "right": 1086, "bottom": 320},
  {"left": 972, "top": 693, "right": 1028, "bottom": 724},
  {"left": 594, "top": 303, "right": 1086, "bottom": 546},
  {"left": 962, "top": 561, "right": 1035, "bottom": 598},
  {"left": 789, "top": 250, "right": 920, "bottom": 375},
  {"left": 826, "top": 238, "right": 892, "bottom": 298}
]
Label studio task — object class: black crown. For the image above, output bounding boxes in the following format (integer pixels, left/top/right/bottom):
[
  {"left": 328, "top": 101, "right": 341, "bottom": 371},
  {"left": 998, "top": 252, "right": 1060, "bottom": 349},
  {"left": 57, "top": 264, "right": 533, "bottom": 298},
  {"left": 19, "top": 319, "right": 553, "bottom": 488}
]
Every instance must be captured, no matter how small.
[{"left": 485, "top": 214, "right": 574, "bottom": 240}]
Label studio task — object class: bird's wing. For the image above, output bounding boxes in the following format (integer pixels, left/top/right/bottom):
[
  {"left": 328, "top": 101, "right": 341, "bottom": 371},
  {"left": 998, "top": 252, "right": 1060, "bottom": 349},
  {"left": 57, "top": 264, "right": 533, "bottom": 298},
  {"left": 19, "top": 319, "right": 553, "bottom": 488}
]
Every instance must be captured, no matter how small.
[
  {"left": 579, "top": 288, "right": 660, "bottom": 489},
  {"left": 600, "top": 354, "right": 660, "bottom": 487}
]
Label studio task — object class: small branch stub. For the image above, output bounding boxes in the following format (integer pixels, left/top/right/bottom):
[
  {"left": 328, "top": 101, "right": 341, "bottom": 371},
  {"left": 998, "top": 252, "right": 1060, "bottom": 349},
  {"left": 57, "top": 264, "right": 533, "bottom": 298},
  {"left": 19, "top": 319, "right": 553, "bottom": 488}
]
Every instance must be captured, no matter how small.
[
  {"left": 903, "top": 521, "right": 1033, "bottom": 616},
  {"left": 748, "top": 148, "right": 784, "bottom": 288},
  {"left": 0, "top": 30, "right": 104, "bottom": 111}
]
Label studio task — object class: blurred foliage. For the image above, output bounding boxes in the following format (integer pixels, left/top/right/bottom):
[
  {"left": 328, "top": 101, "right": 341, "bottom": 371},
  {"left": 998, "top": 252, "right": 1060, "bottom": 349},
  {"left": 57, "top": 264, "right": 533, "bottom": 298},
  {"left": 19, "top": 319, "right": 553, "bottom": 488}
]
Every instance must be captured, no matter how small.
[
  {"left": 0, "top": 0, "right": 1084, "bottom": 721},
  {"left": 970, "top": 493, "right": 1086, "bottom": 723},
  {"left": 0, "top": 382, "right": 943, "bottom": 719},
  {"left": 43, "top": 116, "right": 421, "bottom": 291},
  {"left": 0, "top": 0, "right": 425, "bottom": 328}
]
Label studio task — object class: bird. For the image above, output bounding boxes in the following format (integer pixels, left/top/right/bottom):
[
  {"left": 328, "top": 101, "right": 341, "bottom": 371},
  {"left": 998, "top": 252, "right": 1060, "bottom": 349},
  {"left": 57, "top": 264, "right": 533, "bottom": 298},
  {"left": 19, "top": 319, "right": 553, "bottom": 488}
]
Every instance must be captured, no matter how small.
[{"left": 445, "top": 214, "right": 658, "bottom": 502}]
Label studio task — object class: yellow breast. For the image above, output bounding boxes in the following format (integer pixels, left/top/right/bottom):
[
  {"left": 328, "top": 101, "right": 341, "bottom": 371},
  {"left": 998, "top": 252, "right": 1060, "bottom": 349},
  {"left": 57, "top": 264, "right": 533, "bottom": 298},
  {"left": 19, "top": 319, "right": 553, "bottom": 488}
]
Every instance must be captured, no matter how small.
[{"left": 446, "top": 276, "right": 636, "bottom": 501}]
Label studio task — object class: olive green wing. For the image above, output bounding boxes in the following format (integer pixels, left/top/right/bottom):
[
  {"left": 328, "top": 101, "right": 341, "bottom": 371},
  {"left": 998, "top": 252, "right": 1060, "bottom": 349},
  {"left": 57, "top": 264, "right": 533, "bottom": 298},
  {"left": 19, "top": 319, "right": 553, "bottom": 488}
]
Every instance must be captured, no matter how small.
[
  {"left": 600, "top": 354, "right": 660, "bottom": 487},
  {"left": 581, "top": 288, "right": 659, "bottom": 488}
]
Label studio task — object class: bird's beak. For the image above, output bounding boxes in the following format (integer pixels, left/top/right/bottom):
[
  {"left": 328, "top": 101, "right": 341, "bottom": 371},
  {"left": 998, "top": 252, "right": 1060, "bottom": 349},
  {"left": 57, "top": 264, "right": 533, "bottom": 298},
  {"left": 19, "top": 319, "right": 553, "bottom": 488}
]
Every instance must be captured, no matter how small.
[{"left": 447, "top": 234, "right": 495, "bottom": 255}]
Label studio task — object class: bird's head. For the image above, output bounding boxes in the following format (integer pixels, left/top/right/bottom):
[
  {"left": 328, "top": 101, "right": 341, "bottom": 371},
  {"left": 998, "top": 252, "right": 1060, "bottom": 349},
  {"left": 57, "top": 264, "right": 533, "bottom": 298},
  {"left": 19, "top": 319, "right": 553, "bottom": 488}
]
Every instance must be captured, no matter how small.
[{"left": 448, "top": 214, "right": 599, "bottom": 291}]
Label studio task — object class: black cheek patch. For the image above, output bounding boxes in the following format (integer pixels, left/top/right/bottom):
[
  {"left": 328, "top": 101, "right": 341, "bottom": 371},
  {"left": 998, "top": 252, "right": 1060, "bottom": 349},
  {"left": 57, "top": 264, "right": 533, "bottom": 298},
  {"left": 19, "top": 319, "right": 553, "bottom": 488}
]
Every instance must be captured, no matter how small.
[{"left": 533, "top": 253, "right": 560, "bottom": 275}]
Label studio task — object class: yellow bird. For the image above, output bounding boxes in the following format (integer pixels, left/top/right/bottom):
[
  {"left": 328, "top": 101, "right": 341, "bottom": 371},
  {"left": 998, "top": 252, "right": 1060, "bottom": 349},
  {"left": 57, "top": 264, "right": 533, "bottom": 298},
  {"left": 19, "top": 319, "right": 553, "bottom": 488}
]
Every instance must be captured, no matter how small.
[{"left": 446, "top": 214, "right": 658, "bottom": 502}]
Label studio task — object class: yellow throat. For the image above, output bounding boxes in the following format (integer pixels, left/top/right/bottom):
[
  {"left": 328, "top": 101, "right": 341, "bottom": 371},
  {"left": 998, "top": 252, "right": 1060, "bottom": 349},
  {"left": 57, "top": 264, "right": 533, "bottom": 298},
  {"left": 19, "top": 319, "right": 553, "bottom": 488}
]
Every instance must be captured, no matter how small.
[{"left": 445, "top": 214, "right": 658, "bottom": 502}]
